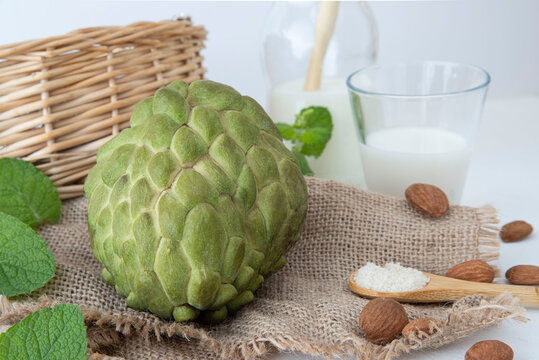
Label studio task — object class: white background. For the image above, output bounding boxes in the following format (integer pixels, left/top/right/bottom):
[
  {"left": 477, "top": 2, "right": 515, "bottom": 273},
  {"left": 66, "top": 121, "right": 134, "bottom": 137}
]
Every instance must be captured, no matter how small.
[
  {"left": 1, "top": 1, "right": 538, "bottom": 359},
  {"left": 1, "top": 0, "right": 539, "bottom": 103}
]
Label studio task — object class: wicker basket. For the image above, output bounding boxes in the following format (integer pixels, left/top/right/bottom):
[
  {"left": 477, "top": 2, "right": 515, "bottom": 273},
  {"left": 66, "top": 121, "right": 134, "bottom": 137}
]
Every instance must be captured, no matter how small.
[{"left": 0, "top": 19, "right": 207, "bottom": 199}]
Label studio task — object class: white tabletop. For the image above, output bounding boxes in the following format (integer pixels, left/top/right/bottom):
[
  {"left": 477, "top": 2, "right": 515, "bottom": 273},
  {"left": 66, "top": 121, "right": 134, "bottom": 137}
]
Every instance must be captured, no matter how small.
[{"left": 272, "top": 96, "right": 539, "bottom": 360}]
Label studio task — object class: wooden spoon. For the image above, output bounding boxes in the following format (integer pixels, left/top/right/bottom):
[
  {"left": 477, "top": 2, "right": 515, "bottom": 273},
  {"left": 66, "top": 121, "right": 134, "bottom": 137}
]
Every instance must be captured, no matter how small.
[{"left": 349, "top": 270, "right": 539, "bottom": 306}]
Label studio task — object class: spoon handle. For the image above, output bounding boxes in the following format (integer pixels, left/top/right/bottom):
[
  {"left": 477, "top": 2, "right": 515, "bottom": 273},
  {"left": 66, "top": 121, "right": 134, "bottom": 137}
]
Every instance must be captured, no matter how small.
[
  {"left": 506, "top": 286, "right": 539, "bottom": 306},
  {"left": 425, "top": 274, "right": 539, "bottom": 306}
]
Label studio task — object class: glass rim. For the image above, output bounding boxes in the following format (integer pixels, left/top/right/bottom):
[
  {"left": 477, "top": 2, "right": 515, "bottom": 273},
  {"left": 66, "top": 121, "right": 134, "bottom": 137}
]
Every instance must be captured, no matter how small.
[{"left": 346, "top": 61, "right": 491, "bottom": 98}]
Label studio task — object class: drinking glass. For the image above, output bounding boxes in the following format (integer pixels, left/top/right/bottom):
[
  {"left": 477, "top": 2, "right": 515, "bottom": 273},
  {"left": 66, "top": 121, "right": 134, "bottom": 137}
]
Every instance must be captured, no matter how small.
[{"left": 347, "top": 61, "right": 490, "bottom": 203}]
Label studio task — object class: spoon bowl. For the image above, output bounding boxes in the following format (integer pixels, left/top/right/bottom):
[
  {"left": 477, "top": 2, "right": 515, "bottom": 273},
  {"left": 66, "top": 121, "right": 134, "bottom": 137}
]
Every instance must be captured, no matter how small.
[{"left": 349, "top": 270, "right": 539, "bottom": 306}]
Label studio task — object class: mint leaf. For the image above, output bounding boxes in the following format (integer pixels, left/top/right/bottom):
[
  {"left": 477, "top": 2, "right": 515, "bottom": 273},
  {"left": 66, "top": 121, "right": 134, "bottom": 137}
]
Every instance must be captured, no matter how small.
[
  {"left": 276, "top": 123, "right": 297, "bottom": 140},
  {"left": 0, "top": 213, "right": 55, "bottom": 297},
  {"left": 297, "top": 106, "right": 333, "bottom": 132},
  {"left": 299, "top": 128, "right": 331, "bottom": 145},
  {"left": 0, "top": 304, "right": 88, "bottom": 360},
  {"left": 298, "top": 127, "right": 332, "bottom": 158},
  {"left": 0, "top": 158, "right": 61, "bottom": 227},
  {"left": 292, "top": 150, "right": 314, "bottom": 176},
  {"left": 275, "top": 106, "right": 333, "bottom": 175}
]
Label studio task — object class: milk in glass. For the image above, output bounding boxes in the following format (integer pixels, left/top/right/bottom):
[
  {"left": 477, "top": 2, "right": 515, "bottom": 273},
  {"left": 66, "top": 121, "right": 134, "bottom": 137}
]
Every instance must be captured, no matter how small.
[{"left": 359, "top": 127, "right": 471, "bottom": 203}]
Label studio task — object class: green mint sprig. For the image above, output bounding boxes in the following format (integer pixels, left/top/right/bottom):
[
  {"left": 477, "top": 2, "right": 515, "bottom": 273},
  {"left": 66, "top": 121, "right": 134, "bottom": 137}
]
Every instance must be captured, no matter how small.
[
  {"left": 0, "top": 158, "right": 61, "bottom": 228},
  {"left": 276, "top": 106, "right": 333, "bottom": 176},
  {"left": 0, "top": 304, "right": 88, "bottom": 360}
]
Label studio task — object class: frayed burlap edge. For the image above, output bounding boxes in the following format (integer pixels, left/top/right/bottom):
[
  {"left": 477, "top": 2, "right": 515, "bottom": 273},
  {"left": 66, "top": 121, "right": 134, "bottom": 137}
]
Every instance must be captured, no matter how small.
[
  {"left": 475, "top": 205, "right": 501, "bottom": 275},
  {"left": 0, "top": 292, "right": 526, "bottom": 360},
  {"left": 204, "top": 294, "right": 526, "bottom": 360},
  {"left": 0, "top": 295, "right": 212, "bottom": 355},
  {"left": 380, "top": 293, "right": 527, "bottom": 360}
]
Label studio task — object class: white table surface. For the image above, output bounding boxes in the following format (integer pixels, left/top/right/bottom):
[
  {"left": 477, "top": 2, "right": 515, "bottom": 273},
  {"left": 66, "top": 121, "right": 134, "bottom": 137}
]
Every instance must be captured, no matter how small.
[{"left": 272, "top": 96, "right": 539, "bottom": 360}]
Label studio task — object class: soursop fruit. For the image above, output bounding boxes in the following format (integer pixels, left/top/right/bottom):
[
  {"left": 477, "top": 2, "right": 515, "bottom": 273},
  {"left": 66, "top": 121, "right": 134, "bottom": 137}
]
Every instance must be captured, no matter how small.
[{"left": 84, "top": 80, "right": 308, "bottom": 323}]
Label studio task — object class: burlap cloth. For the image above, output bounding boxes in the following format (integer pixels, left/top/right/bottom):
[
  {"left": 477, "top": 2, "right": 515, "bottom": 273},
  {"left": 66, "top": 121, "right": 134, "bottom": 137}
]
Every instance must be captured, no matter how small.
[{"left": 0, "top": 177, "right": 526, "bottom": 359}]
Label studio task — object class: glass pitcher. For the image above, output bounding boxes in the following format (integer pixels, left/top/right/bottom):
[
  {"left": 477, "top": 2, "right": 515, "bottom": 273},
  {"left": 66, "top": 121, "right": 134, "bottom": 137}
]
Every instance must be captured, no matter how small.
[{"left": 263, "top": 1, "right": 377, "bottom": 186}]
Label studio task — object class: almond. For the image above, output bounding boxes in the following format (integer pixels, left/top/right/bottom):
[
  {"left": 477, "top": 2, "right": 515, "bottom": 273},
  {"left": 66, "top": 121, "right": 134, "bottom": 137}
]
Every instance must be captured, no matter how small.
[
  {"left": 358, "top": 298, "right": 409, "bottom": 345},
  {"left": 445, "top": 260, "right": 495, "bottom": 283},
  {"left": 401, "top": 318, "right": 441, "bottom": 337},
  {"left": 465, "top": 340, "right": 513, "bottom": 360},
  {"left": 500, "top": 220, "right": 533, "bottom": 242},
  {"left": 505, "top": 265, "right": 539, "bottom": 285},
  {"left": 405, "top": 183, "right": 449, "bottom": 217}
]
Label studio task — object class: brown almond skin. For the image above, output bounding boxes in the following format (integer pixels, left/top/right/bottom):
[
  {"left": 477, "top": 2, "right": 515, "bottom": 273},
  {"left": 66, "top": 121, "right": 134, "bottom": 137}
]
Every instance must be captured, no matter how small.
[
  {"left": 445, "top": 260, "right": 495, "bottom": 283},
  {"left": 359, "top": 298, "right": 409, "bottom": 345},
  {"left": 505, "top": 265, "right": 539, "bottom": 285},
  {"left": 465, "top": 340, "right": 514, "bottom": 360},
  {"left": 500, "top": 221, "right": 533, "bottom": 242},
  {"left": 401, "top": 318, "right": 440, "bottom": 337},
  {"left": 405, "top": 183, "right": 449, "bottom": 217}
]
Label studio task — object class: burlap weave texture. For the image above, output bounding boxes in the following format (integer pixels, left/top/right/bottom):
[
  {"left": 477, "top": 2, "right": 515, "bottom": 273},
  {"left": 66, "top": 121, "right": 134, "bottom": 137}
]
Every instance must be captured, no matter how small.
[{"left": 0, "top": 177, "right": 525, "bottom": 360}]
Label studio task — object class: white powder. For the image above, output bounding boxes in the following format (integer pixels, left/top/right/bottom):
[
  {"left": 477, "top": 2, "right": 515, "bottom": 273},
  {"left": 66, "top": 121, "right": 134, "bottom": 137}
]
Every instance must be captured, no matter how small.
[{"left": 353, "top": 262, "right": 430, "bottom": 292}]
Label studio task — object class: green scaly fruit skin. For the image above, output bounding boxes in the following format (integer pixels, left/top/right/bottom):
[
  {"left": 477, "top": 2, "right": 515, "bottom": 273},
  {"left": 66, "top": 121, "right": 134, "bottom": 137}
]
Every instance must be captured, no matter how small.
[{"left": 84, "top": 80, "right": 308, "bottom": 323}]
